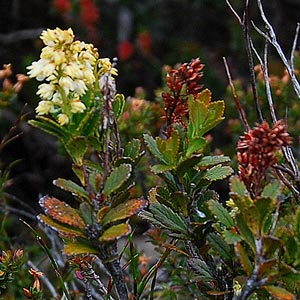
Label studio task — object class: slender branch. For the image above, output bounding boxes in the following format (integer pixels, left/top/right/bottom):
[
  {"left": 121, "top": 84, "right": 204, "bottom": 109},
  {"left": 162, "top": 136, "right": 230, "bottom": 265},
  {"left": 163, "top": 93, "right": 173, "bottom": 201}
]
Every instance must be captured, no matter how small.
[
  {"left": 226, "top": 0, "right": 264, "bottom": 123},
  {"left": 254, "top": 0, "right": 300, "bottom": 99},
  {"left": 223, "top": 57, "right": 250, "bottom": 131},
  {"left": 251, "top": 40, "right": 277, "bottom": 123},
  {"left": 290, "top": 23, "right": 300, "bottom": 71}
]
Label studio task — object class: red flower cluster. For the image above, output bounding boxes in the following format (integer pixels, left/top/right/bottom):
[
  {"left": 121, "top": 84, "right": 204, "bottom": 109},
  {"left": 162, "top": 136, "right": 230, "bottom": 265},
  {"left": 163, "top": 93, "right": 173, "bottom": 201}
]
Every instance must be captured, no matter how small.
[
  {"left": 118, "top": 40, "right": 134, "bottom": 61},
  {"left": 237, "top": 120, "right": 292, "bottom": 197},
  {"left": 161, "top": 58, "right": 204, "bottom": 135},
  {"left": 80, "top": 0, "right": 100, "bottom": 30},
  {"left": 53, "top": 0, "right": 71, "bottom": 14}
]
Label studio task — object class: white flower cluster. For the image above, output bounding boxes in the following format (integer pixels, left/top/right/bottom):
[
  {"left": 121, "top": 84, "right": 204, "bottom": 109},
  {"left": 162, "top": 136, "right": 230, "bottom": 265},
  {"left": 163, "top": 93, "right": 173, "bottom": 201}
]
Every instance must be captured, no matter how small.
[{"left": 27, "top": 28, "right": 100, "bottom": 125}]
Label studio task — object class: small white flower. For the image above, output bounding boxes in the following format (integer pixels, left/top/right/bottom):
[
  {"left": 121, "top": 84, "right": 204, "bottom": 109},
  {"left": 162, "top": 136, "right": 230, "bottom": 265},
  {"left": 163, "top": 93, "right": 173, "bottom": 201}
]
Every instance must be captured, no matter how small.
[
  {"left": 37, "top": 83, "right": 55, "bottom": 100},
  {"left": 73, "top": 79, "right": 87, "bottom": 95},
  {"left": 35, "top": 100, "right": 53, "bottom": 115},
  {"left": 27, "top": 59, "right": 55, "bottom": 81},
  {"left": 70, "top": 100, "right": 86, "bottom": 113},
  {"left": 59, "top": 76, "right": 75, "bottom": 94},
  {"left": 58, "top": 113, "right": 69, "bottom": 125}
]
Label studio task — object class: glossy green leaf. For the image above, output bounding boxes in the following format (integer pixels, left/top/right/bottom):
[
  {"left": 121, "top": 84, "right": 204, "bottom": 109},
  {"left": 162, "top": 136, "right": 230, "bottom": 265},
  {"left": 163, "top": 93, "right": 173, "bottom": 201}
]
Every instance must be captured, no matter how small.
[
  {"left": 200, "top": 100, "right": 225, "bottom": 135},
  {"left": 204, "top": 165, "right": 233, "bottom": 181},
  {"left": 103, "top": 163, "right": 132, "bottom": 196},
  {"left": 113, "top": 93, "right": 125, "bottom": 119},
  {"left": 75, "top": 107, "right": 100, "bottom": 136},
  {"left": 38, "top": 214, "right": 85, "bottom": 238},
  {"left": 230, "top": 175, "right": 249, "bottom": 197},
  {"left": 101, "top": 199, "right": 148, "bottom": 227},
  {"left": 176, "top": 155, "right": 203, "bottom": 178},
  {"left": 124, "top": 139, "right": 141, "bottom": 161},
  {"left": 236, "top": 213, "right": 255, "bottom": 251},
  {"left": 208, "top": 199, "right": 234, "bottom": 228},
  {"left": 79, "top": 202, "right": 93, "bottom": 225},
  {"left": 29, "top": 117, "right": 69, "bottom": 140},
  {"left": 156, "top": 130, "right": 180, "bottom": 165},
  {"left": 143, "top": 134, "right": 167, "bottom": 164},
  {"left": 223, "top": 229, "right": 243, "bottom": 244},
  {"left": 186, "top": 137, "right": 207, "bottom": 157},
  {"left": 255, "top": 197, "right": 276, "bottom": 232},
  {"left": 263, "top": 285, "right": 295, "bottom": 300},
  {"left": 99, "top": 223, "right": 131, "bottom": 242},
  {"left": 235, "top": 242, "right": 253, "bottom": 276},
  {"left": 151, "top": 164, "right": 174, "bottom": 174},
  {"left": 64, "top": 137, "right": 88, "bottom": 165},
  {"left": 53, "top": 178, "right": 89, "bottom": 201},
  {"left": 242, "top": 205, "right": 260, "bottom": 236},
  {"left": 140, "top": 203, "right": 188, "bottom": 238},
  {"left": 261, "top": 181, "right": 281, "bottom": 200},
  {"left": 188, "top": 89, "right": 225, "bottom": 137},
  {"left": 295, "top": 208, "right": 300, "bottom": 241},
  {"left": 187, "top": 257, "right": 214, "bottom": 281},
  {"left": 207, "top": 233, "right": 232, "bottom": 262},
  {"left": 198, "top": 155, "right": 231, "bottom": 168},
  {"left": 64, "top": 241, "right": 97, "bottom": 255}
]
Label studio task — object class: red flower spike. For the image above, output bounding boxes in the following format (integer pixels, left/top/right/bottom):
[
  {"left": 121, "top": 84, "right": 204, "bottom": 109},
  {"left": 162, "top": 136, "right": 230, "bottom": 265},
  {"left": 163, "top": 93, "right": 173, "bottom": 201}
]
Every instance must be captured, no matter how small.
[
  {"left": 161, "top": 58, "right": 204, "bottom": 136},
  {"left": 237, "top": 120, "right": 292, "bottom": 197}
]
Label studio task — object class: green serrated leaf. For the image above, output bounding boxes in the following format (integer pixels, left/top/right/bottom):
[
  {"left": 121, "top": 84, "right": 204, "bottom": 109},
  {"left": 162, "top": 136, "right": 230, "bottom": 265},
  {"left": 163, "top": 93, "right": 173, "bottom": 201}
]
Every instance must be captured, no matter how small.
[
  {"left": 151, "top": 164, "right": 175, "bottom": 174},
  {"left": 141, "top": 203, "right": 188, "bottom": 238},
  {"left": 261, "top": 181, "right": 281, "bottom": 200},
  {"left": 53, "top": 178, "right": 89, "bottom": 201},
  {"left": 204, "top": 165, "right": 233, "bottom": 182},
  {"left": 113, "top": 93, "right": 125, "bottom": 119},
  {"left": 208, "top": 199, "right": 234, "bottom": 228},
  {"left": 186, "top": 137, "right": 207, "bottom": 157},
  {"left": 101, "top": 199, "right": 148, "bottom": 227},
  {"left": 143, "top": 134, "right": 167, "bottom": 164},
  {"left": 295, "top": 208, "right": 300, "bottom": 241},
  {"left": 198, "top": 155, "right": 231, "bottom": 168},
  {"left": 207, "top": 233, "right": 232, "bottom": 262},
  {"left": 255, "top": 197, "right": 276, "bottom": 233},
  {"left": 124, "top": 139, "right": 141, "bottom": 161},
  {"left": 29, "top": 117, "right": 69, "bottom": 140},
  {"left": 103, "top": 164, "right": 132, "bottom": 196},
  {"left": 79, "top": 202, "right": 93, "bottom": 225},
  {"left": 187, "top": 257, "right": 214, "bottom": 281},
  {"left": 99, "top": 223, "right": 131, "bottom": 242},
  {"left": 230, "top": 175, "right": 249, "bottom": 197},
  {"left": 64, "top": 137, "right": 88, "bottom": 165},
  {"left": 235, "top": 242, "right": 253, "bottom": 276},
  {"left": 64, "top": 241, "right": 97, "bottom": 255},
  {"left": 176, "top": 155, "right": 203, "bottom": 178},
  {"left": 75, "top": 107, "right": 100, "bottom": 136},
  {"left": 235, "top": 213, "right": 255, "bottom": 251},
  {"left": 224, "top": 229, "right": 243, "bottom": 244},
  {"left": 156, "top": 130, "right": 180, "bottom": 165},
  {"left": 199, "top": 100, "right": 225, "bottom": 136}
]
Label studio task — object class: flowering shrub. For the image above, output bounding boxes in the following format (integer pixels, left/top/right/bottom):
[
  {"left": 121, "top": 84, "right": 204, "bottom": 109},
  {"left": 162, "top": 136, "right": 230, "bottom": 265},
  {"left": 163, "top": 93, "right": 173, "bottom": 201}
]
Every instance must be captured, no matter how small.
[{"left": 1, "top": 2, "right": 300, "bottom": 300}]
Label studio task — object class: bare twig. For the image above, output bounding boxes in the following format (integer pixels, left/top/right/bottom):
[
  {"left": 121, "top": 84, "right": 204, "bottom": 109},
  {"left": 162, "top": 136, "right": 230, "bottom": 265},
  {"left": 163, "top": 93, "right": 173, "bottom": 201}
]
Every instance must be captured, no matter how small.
[
  {"left": 226, "top": 0, "right": 264, "bottom": 123},
  {"left": 223, "top": 57, "right": 250, "bottom": 131},
  {"left": 251, "top": 40, "right": 277, "bottom": 123},
  {"left": 253, "top": 0, "right": 300, "bottom": 99},
  {"left": 290, "top": 23, "right": 300, "bottom": 71}
]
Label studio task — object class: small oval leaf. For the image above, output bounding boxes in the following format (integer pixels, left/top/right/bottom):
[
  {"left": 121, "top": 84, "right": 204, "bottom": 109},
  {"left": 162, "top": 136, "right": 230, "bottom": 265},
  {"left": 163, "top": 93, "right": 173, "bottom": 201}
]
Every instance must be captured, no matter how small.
[
  {"left": 99, "top": 223, "right": 131, "bottom": 242},
  {"left": 39, "top": 196, "right": 85, "bottom": 229}
]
